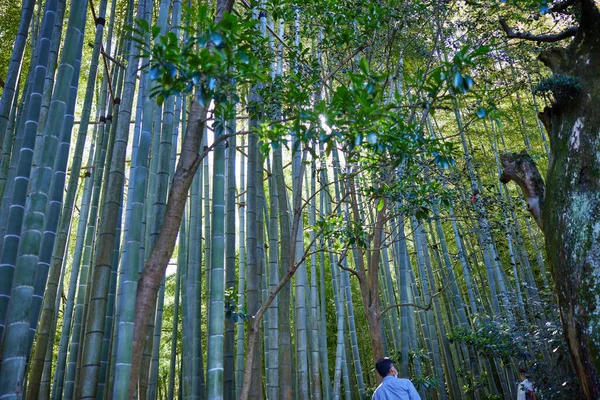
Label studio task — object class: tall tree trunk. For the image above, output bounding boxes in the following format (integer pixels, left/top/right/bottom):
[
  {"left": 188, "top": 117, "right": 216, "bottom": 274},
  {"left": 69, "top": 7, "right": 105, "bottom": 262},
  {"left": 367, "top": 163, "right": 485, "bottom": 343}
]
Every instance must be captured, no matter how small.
[
  {"left": 500, "top": 4, "right": 600, "bottom": 397},
  {"left": 129, "top": 100, "right": 207, "bottom": 398}
]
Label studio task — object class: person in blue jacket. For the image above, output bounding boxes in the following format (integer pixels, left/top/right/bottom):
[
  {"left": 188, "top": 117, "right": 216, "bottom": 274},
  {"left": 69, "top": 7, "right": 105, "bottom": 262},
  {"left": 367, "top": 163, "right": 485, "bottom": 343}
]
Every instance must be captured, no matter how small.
[{"left": 372, "top": 358, "right": 421, "bottom": 400}]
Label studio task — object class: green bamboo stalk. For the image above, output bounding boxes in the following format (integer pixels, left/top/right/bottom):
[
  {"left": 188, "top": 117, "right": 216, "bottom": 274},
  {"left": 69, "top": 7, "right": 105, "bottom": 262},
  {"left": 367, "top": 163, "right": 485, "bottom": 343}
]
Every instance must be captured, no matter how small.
[
  {"left": 411, "top": 217, "right": 447, "bottom": 400},
  {"left": 0, "top": 91, "right": 21, "bottom": 211},
  {"left": 380, "top": 243, "right": 402, "bottom": 349},
  {"left": 265, "top": 157, "right": 279, "bottom": 399},
  {"left": 186, "top": 148, "right": 202, "bottom": 400},
  {"left": 75, "top": 0, "right": 146, "bottom": 392},
  {"left": 316, "top": 148, "right": 332, "bottom": 400},
  {"left": 331, "top": 250, "right": 345, "bottom": 400},
  {"left": 97, "top": 200, "right": 123, "bottom": 399},
  {"left": 291, "top": 12, "right": 309, "bottom": 397},
  {"left": 160, "top": 4, "right": 182, "bottom": 392},
  {"left": 0, "top": 0, "right": 35, "bottom": 148},
  {"left": 341, "top": 333, "right": 352, "bottom": 400},
  {"left": 112, "top": 74, "right": 154, "bottom": 399},
  {"left": 28, "top": 125, "right": 97, "bottom": 400},
  {"left": 0, "top": 0, "right": 89, "bottom": 391},
  {"left": 447, "top": 205, "right": 479, "bottom": 315},
  {"left": 0, "top": 11, "right": 42, "bottom": 239},
  {"left": 394, "top": 216, "right": 410, "bottom": 377},
  {"left": 181, "top": 168, "right": 193, "bottom": 399},
  {"left": 148, "top": 24, "right": 182, "bottom": 395},
  {"left": 203, "top": 131, "right": 211, "bottom": 298},
  {"left": 54, "top": 88, "right": 114, "bottom": 400},
  {"left": 421, "top": 221, "right": 460, "bottom": 398},
  {"left": 133, "top": 3, "right": 172, "bottom": 396},
  {"left": 206, "top": 104, "right": 227, "bottom": 399},
  {"left": 0, "top": 0, "right": 61, "bottom": 341},
  {"left": 292, "top": 143, "right": 309, "bottom": 400},
  {"left": 65, "top": 32, "right": 125, "bottom": 400},
  {"left": 39, "top": 245, "right": 66, "bottom": 399},
  {"left": 318, "top": 238, "right": 332, "bottom": 400},
  {"left": 27, "top": 0, "right": 109, "bottom": 392},
  {"left": 168, "top": 238, "right": 183, "bottom": 400},
  {"left": 307, "top": 155, "right": 323, "bottom": 399},
  {"left": 224, "top": 109, "right": 237, "bottom": 400},
  {"left": 235, "top": 135, "right": 246, "bottom": 400},
  {"left": 245, "top": 50, "right": 264, "bottom": 399},
  {"left": 271, "top": 17, "right": 293, "bottom": 398},
  {"left": 0, "top": 0, "right": 65, "bottom": 206},
  {"left": 451, "top": 101, "right": 502, "bottom": 316}
]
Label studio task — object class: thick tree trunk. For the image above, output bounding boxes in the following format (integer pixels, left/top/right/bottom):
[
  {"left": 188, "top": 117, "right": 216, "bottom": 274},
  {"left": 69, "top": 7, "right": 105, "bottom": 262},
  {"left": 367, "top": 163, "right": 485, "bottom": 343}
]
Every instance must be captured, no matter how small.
[{"left": 501, "top": 4, "right": 600, "bottom": 397}]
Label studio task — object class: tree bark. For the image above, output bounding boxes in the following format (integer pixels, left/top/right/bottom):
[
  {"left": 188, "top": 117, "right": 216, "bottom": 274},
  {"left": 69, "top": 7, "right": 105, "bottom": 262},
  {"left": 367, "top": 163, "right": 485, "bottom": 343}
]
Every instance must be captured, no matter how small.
[
  {"left": 500, "top": 4, "right": 600, "bottom": 397},
  {"left": 129, "top": 101, "right": 206, "bottom": 398},
  {"left": 347, "top": 177, "right": 386, "bottom": 374}
]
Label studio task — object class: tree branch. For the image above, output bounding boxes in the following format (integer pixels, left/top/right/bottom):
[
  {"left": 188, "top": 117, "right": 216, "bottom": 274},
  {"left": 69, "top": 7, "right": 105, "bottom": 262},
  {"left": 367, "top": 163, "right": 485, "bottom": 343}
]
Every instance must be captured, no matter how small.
[
  {"left": 381, "top": 302, "right": 432, "bottom": 313},
  {"left": 551, "top": 0, "right": 576, "bottom": 13},
  {"left": 500, "top": 150, "right": 545, "bottom": 231},
  {"left": 499, "top": 17, "right": 578, "bottom": 43},
  {"left": 379, "top": 272, "right": 459, "bottom": 315},
  {"left": 337, "top": 252, "right": 362, "bottom": 283},
  {"left": 320, "top": 43, "right": 369, "bottom": 89}
]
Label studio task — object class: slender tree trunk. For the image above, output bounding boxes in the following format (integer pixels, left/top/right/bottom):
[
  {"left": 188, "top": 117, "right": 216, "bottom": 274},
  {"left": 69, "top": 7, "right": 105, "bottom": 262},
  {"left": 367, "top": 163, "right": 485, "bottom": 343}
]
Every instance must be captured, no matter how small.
[{"left": 129, "top": 100, "right": 207, "bottom": 398}]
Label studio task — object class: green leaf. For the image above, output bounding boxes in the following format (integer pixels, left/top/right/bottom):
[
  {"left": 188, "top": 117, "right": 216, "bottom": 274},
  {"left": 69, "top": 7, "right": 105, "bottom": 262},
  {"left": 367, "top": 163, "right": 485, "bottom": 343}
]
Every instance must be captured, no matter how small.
[
  {"left": 463, "top": 75, "right": 474, "bottom": 92},
  {"left": 136, "top": 18, "right": 150, "bottom": 32},
  {"left": 469, "top": 45, "right": 491, "bottom": 58},
  {"left": 377, "top": 198, "right": 384, "bottom": 211},
  {"left": 165, "top": 63, "right": 177, "bottom": 78},
  {"left": 210, "top": 32, "right": 223, "bottom": 46},
  {"left": 359, "top": 57, "right": 370, "bottom": 75},
  {"left": 452, "top": 71, "right": 463, "bottom": 90},
  {"left": 238, "top": 51, "right": 249, "bottom": 64},
  {"left": 149, "top": 65, "right": 162, "bottom": 80},
  {"left": 367, "top": 132, "right": 377, "bottom": 144},
  {"left": 260, "top": 142, "right": 270, "bottom": 155},
  {"left": 476, "top": 107, "right": 487, "bottom": 118}
]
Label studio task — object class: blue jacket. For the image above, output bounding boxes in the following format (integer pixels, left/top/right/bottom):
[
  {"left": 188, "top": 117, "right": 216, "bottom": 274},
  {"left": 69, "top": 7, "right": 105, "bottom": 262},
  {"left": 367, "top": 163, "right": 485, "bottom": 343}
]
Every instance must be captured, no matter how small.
[{"left": 372, "top": 376, "right": 421, "bottom": 400}]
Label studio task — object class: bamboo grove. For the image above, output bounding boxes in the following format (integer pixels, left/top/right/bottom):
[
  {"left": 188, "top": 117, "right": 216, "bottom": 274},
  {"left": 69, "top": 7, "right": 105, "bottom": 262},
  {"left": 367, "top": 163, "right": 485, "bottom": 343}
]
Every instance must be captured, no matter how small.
[{"left": 0, "top": 0, "right": 586, "bottom": 399}]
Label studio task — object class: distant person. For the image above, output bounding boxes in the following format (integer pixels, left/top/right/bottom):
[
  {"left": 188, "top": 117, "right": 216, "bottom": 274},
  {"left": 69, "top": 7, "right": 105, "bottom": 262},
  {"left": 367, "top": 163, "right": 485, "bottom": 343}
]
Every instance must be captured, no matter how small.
[
  {"left": 372, "top": 357, "right": 421, "bottom": 400},
  {"left": 517, "top": 369, "right": 535, "bottom": 400}
]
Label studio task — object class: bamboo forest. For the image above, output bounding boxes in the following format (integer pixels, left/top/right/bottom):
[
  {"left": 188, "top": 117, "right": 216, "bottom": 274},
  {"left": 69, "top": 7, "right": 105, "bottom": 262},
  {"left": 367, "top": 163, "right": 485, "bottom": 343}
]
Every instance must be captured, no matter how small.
[{"left": 1, "top": 0, "right": 600, "bottom": 398}]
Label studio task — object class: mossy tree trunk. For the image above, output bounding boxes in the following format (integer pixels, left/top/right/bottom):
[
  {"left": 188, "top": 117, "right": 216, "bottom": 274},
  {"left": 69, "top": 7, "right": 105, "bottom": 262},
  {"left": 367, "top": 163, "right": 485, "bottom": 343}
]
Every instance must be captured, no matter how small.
[{"left": 500, "top": 2, "right": 600, "bottom": 397}]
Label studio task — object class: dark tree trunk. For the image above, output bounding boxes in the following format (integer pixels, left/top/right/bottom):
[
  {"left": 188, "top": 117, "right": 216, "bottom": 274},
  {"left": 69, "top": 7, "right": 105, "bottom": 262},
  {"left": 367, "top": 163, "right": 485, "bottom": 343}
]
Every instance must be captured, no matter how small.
[{"left": 500, "top": 3, "right": 600, "bottom": 398}]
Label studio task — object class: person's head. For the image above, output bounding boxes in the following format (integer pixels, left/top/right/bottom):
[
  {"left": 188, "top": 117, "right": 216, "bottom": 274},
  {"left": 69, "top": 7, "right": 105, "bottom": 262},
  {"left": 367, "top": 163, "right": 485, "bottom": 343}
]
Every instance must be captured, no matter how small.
[
  {"left": 519, "top": 368, "right": 530, "bottom": 381},
  {"left": 375, "top": 357, "right": 398, "bottom": 378}
]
